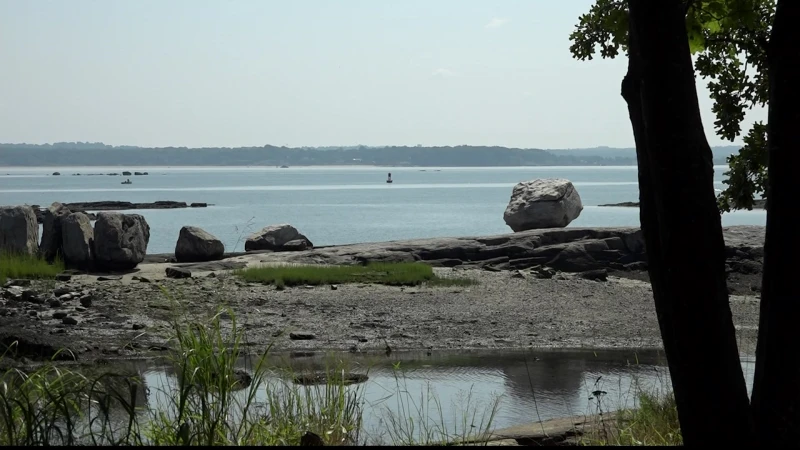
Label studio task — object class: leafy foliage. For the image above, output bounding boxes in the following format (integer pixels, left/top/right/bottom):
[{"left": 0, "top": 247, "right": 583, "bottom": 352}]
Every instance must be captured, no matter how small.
[
  {"left": 569, "top": 0, "right": 776, "bottom": 212},
  {"left": 718, "top": 122, "right": 769, "bottom": 211}
]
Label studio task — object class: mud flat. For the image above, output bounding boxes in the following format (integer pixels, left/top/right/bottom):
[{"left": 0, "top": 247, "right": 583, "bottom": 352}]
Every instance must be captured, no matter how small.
[{"left": 0, "top": 226, "right": 764, "bottom": 365}]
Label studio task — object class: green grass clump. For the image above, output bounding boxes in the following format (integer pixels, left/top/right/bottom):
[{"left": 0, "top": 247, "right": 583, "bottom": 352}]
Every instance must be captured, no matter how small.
[
  {"left": 0, "top": 350, "right": 143, "bottom": 446},
  {"left": 234, "top": 262, "right": 477, "bottom": 288},
  {"left": 0, "top": 252, "right": 64, "bottom": 285},
  {"left": 583, "top": 389, "right": 681, "bottom": 446}
]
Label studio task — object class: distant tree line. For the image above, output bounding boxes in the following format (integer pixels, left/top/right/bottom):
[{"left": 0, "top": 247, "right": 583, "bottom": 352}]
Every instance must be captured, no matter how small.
[{"left": 0, "top": 143, "right": 736, "bottom": 167}]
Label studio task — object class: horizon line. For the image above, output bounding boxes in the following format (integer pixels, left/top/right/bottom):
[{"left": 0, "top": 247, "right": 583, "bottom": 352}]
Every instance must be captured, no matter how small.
[{"left": 0, "top": 143, "right": 743, "bottom": 151}]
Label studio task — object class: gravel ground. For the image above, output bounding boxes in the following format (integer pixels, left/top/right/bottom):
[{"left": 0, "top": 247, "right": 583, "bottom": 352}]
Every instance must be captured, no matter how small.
[{"left": 0, "top": 266, "right": 761, "bottom": 365}]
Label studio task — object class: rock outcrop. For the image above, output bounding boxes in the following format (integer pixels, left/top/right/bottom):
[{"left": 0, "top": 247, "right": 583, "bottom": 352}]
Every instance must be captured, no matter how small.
[
  {"left": 93, "top": 212, "right": 150, "bottom": 270},
  {"left": 61, "top": 212, "right": 94, "bottom": 268},
  {"left": 245, "top": 224, "right": 313, "bottom": 252},
  {"left": 39, "top": 202, "right": 71, "bottom": 262},
  {"left": 252, "top": 226, "right": 765, "bottom": 277},
  {"left": 63, "top": 201, "right": 196, "bottom": 211},
  {"left": 0, "top": 206, "right": 39, "bottom": 255},
  {"left": 174, "top": 226, "right": 224, "bottom": 262},
  {"left": 504, "top": 179, "right": 583, "bottom": 231}
]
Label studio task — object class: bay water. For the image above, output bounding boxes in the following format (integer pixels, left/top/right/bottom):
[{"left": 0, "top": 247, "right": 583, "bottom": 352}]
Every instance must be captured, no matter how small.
[{"left": 0, "top": 166, "right": 766, "bottom": 254}]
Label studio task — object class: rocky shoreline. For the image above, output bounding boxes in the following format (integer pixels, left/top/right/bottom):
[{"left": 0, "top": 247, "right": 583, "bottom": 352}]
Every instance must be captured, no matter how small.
[
  {"left": 31, "top": 201, "right": 208, "bottom": 224},
  {"left": 0, "top": 225, "right": 765, "bottom": 367},
  {"left": 599, "top": 199, "right": 768, "bottom": 209}
]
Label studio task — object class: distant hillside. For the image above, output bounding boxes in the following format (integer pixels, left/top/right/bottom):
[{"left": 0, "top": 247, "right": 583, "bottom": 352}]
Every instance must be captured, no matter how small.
[
  {"left": 549, "top": 145, "right": 740, "bottom": 164},
  {"left": 0, "top": 143, "right": 740, "bottom": 167}
]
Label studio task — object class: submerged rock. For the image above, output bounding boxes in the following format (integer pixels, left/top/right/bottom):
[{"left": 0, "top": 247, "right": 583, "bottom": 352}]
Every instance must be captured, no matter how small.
[{"left": 504, "top": 178, "right": 583, "bottom": 231}]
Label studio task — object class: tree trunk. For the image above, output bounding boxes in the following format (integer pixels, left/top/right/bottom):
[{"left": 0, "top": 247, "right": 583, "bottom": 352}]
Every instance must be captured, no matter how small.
[
  {"left": 625, "top": 0, "right": 753, "bottom": 445},
  {"left": 751, "top": 1, "right": 800, "bottom": 445}
]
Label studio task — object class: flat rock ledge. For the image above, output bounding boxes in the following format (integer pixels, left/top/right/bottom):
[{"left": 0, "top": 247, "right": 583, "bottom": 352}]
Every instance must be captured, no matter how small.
[{"left": 250, "top": 225, "right": 765, "bottom": 274}]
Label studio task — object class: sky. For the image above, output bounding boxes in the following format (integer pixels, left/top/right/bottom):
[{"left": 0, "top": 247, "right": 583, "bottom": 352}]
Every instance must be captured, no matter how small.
[{"left": 0, "top": 0, "right": 766, "bottom": 149}]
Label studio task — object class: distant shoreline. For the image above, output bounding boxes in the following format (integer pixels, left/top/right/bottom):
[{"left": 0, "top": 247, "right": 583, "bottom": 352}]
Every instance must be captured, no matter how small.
[
  {"left": 0, "top": 143, "right": 738, "bottom": 167},
  {"left": 1, "top": 164, "right": 740, "bottom": 170}
]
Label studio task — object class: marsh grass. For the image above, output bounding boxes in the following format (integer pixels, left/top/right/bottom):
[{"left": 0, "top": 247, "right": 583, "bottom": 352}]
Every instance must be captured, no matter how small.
[
  {"left": 140, "top": 292, "right": 366, "bottom": 446},
  {"left": 0, "top": 252, "right": 64, "bottom": 285},
  {"left": 579, "top": 375, "right": 681, "bottom": 446},
  {"left": 0, "top": 300, "right": 366, "bottom": 446},
  {"left": 0, "top": 346, "right": 144, "bottom": 446},
  {"left": 234, "top": 262, "right": 477, "bottom": 288}
]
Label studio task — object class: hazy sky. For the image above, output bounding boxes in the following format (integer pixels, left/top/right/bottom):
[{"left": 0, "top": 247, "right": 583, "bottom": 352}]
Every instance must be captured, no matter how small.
[{"left": 0, "top": 0, "right": 765, "bottom": 149}]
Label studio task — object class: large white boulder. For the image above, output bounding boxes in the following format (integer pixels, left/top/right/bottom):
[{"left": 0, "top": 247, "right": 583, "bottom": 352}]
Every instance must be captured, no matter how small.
[
  {"left": 503, "top": 178, "right": 583, "bottom": 231},
  {"left": 93, "top": 212, "right": 150, "bottom": 270},
  {"left": 0, "top": 205, "right": 39, "bottom": 255},
  {"left": 175, "top": 226, "right": 224, "bottom": 262}
]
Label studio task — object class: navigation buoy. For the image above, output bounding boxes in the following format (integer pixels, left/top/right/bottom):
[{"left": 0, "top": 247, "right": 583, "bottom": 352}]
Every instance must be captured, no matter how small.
[{"left": 386, "top": 172, "right": 393, "bottom": 184}]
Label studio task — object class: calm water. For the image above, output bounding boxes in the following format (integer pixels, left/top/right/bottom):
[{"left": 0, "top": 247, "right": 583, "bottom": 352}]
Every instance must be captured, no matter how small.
[
  {"left": 120, "top": 349, "right": 755, "bottom": 444},
  {"left": 0, "top": 166, "right": 766, "bottom": 254}
]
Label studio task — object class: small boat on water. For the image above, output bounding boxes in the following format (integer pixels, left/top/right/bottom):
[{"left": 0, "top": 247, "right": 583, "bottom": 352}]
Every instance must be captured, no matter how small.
[
  {"left": 121, "top": 179, "right": 133, "bottom": 185},
  {"left": 386, "top": 172, "right": 393, "bottom": 184}
]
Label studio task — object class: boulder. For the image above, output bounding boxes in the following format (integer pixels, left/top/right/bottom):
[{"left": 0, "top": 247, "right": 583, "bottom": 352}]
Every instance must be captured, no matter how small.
[
  {"left": 39, "top": 202, "right": 71, "bottom": 262},
  {"left": 93, "top": 212, "right": 150, "bottom": 270},
  {"left": 0, "top": 206, "right": 39, "bottom": 255},
  {"left": 503, "top": 178, "right": 583, "bottom": 232},
  {"left": 245, "top": 224, "right": 313, "bottom": 252},
  {"left": 174, "top": 226, "right": 224, "bottom": 262},
  {"left": 281, "top": 239, "right": 310, "bottom": 252},
  {"left": 61, "top": 212, "right": 94, "bottom": 268}
]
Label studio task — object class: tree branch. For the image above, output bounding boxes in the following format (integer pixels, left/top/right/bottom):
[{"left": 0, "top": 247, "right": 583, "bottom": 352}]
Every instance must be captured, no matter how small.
[{"left": 705, "top": 37, "right": 754, "bottom": 48}]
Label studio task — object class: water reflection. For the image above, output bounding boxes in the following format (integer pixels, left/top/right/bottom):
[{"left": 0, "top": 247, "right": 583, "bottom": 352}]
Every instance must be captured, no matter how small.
[{"left": 96, "top": 348, "right": 755, "bottom": 443}]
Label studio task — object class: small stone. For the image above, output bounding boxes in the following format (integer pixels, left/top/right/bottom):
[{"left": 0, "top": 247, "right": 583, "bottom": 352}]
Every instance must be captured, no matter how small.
[
  {"left": 59, "top": 293, "right": 73, "bottom": 301},
  {"left": 166, "top": 267, "right": 192, "bottom": 279},
  {"left": 97, "top": 275, "right": 122, "bottom": 281},
  {"left": 28, "top": 310, "right": 37, "bottom": 317},
  {"left": 330, "top": 284, "right": 338, "bottom": 290},
  {"left": 206, "top": 272, "right": 216, "bottom": 278},
  {"left": 3, "top": 287, "right": 23, "bottom": 300},
  {"left": 53, "top": 311, "right": 68, "bottom": 319},
  {"left": 511, "top": 270, "right": 527, "bottom": 279},
  {"left": 53, "top": 287, "right": 71, "bottom": 296},
  {"left": 578, "top": 269, "right": 608, "bottom": 282},
  {"left": 289, "top": 332, "right": 316, "bottom": 340},
  {"left": 358, "top": 337, "right": 368, "bottom": 343},
  {"left": 132, "top": 323, "right": 146, "bottom": 330},
  {"left": 55, "top": 273, "right": 72, "bottom": 281},
  {"left": 49, "top": 299, "right": 62, "bottom": 308},
  {"left": 75, "top": 306, "right": 87, "bottom": 312},
  {"left": 22, "top": 290, "right": 42, "bottom": 303},
  {"left": 4, "top": 279, "right": 31, "bottom": 287},
  {"left": 62, "top": 316, "right": 78, "bottom": 325},
  {"left": 80, "top": 296, "right": 92, "bottom": 307}
]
